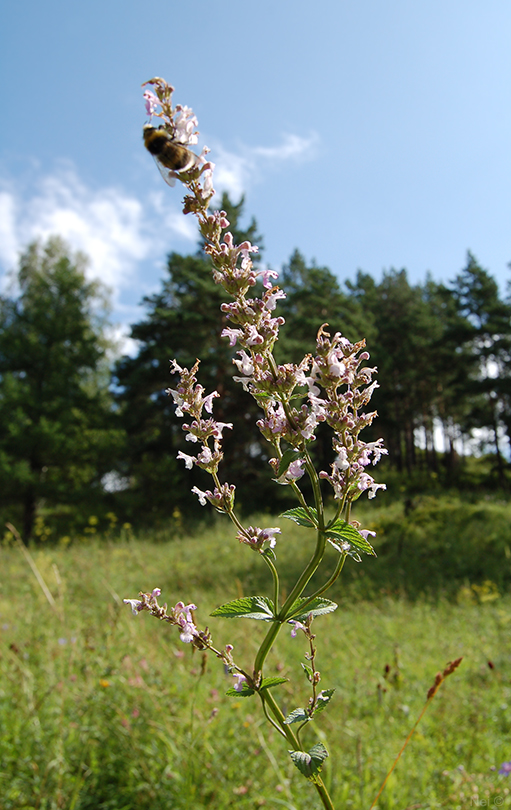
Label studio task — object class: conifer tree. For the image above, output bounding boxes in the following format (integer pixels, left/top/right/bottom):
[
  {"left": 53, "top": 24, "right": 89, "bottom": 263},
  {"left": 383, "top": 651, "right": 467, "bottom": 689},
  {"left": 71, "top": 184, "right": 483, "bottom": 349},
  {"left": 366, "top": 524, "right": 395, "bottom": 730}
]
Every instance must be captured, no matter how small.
[{"left": 0, "top": 237, "right": 122, "bottom": 540}]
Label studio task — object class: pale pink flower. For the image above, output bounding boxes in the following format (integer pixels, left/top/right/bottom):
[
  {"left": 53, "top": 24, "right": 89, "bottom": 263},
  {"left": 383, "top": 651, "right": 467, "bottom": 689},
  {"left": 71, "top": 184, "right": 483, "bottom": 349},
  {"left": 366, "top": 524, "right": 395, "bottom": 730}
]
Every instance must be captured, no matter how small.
[{"left": 177, "top": 451, "right": 196, "bottom": 469}]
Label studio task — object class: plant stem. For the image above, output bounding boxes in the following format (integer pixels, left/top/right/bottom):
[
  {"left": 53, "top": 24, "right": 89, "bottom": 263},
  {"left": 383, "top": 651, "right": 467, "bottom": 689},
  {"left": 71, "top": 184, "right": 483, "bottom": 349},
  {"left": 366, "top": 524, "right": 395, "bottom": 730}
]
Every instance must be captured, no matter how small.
[
  {"left": 297, "top": 553, "right": 347, "bottom": 613},
  {"left": 262, "top": 553, "right": 280, "bottom": 616},
  {"left": 253, "top": 618, "right": 283, "bottom": 676},
  {"left": 278, "top": 526, "right": 327, "bottom": 619},
  {"left": 262, "top": 690, "right": 336, "bottom": 810}
]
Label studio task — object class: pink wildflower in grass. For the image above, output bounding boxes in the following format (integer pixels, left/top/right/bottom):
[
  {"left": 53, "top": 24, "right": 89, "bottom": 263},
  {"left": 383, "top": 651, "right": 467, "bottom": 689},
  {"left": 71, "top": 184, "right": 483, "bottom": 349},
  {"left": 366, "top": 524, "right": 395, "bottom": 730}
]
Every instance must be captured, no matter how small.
[
  {"left": 232, "top": 673, "right": 248, "bottom": 692},
  {"left": 237, "top": 525, "right": 281, "bottom": 552},
  {"left": 289, "top": 620, "right": 307, "bottom": 638},
  {"left": 124, "top": 598, "right": 143, "bottom": 615},
  {"left": 173, "top": 602, "right": 198, "bottom": 644}
]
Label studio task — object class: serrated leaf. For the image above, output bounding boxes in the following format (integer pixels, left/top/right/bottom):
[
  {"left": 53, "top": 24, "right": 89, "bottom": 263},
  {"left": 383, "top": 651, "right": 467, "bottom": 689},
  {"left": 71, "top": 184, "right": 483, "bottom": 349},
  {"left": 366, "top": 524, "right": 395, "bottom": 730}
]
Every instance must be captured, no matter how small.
[
  {"left": 225, "top": 685, "right": 255, "bottom": 697},
  {"left": 289, "top": 743, "right": 328, "bottom": 779},
  {"left": 280, "top": 506, "right": 318, "bottom": 528},
  {"left": 326, "top": 519, "right": 376, "bottom": 556},
  {"left": 301, "top": 663, "right": 314, "bottom": 683},
  {"left": 313, "top": 689, "right": 335, "bottom": 715},
  {"left": 260, "top": 676, "right": 288, "bottom": 690},
  {"left": 284, "top": 707, "right": 309, "bottom": 725},
  {"left": 277, "top": 448, "right": 303, "bottom": 477},
  {"left": 210, "top": 596, "right": 275, "bottom": 621},
  {"left": 288, "top": 596, "right": 338, "bottom": 622},
  {"left": 327, "top": 537, "right": 363, "bottom": 562}
]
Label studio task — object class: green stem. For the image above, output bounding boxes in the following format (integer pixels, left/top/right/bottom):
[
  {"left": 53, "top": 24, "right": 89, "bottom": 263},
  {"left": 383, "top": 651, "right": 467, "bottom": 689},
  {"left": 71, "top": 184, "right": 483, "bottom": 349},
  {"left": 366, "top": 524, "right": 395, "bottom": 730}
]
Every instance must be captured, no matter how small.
[
  {"left": 254, "top": 448, "right": 329, "bottom": 675},
  {"left": 253, "top": 619, "right": 283, "bottom": 677},
  {"left": 279, "top": 529, "right": 326, "bottom": 618},
  {"left": 253, "top": 524, "right": 328, "bottom": 676},
  {"left": 262, "top": 553, "right": 279, "bottom": 616},
  {"left": 296, "top": 553, "right": 347, "bottom": 614},
  {"left": 313, "top": 776, "right": 337, "bottom": 810},
  {"left": 262, "top": 690, "right": 336, "bottom": 810},
  {"left": 261, "top": 689, "right": 301, "bottom": 749}
]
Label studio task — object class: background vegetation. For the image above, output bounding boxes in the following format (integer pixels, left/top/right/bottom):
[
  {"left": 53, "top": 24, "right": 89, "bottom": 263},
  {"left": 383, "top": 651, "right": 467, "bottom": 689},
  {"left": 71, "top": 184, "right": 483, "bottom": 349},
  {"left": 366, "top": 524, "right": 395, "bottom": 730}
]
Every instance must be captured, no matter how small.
[
  {"left": 1, "top": 509, "right": 511, "bottom": 809},
  {"left": 1, "top": 193, "right": 511, "bottom": 806},
  {"left": 1, "top": 193, "right": 511, "bottom": 539}
]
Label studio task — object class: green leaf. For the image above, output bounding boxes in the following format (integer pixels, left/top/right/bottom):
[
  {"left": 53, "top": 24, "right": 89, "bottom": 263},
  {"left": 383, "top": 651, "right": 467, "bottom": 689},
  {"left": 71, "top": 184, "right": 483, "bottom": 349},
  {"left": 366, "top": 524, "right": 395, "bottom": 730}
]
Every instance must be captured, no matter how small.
[
  {"left": 225, "top": 676, "right": 287, "bottom": 698},
  {"left": 280, "top": 506, "right": 318, "bottom": 528},
  {"left": 284, "top": 707, "right": 309, "bottom": 725},
  {"left": 288, "top": 597, "right": 338, "bottom": 622},
  {"left": 210, "top": 596, "right": 275, "bottom": 620},
  {"left": 327, "top": 537, "right": 362, "bottom": 562},
  {"left": 261, "top": 547, "right": 277, "bottom": 562},
  {"left": 277, "top": 448, "right": 304, "bottom": 477},
  {"left": 313, "top": 689, "right": 335, "bottom": 715},
  {"left": 301, "top": 663, "right": 314, "bottom": 683},
  {"left": 289, "top": 743, "right": 328, "bottom": 779},
  {"left": 326, "top": 519, "right": 376, "bottom": 556},
  {"left": 260, "top": 676, "right": 288, "bottom": 691},
  {"left": 225, "top": 685, "right": 255, "bottom": 698},
  {"left": 253, "top": 391, "right": 274, "bottom": 401}
]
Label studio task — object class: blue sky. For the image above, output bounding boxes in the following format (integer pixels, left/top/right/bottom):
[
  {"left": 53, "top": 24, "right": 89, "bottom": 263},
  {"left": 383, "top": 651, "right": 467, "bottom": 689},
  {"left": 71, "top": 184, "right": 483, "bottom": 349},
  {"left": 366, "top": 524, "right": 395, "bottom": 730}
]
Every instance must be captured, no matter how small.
[{"left": 1, "top": 0, "right": 511, "bottom": 347}]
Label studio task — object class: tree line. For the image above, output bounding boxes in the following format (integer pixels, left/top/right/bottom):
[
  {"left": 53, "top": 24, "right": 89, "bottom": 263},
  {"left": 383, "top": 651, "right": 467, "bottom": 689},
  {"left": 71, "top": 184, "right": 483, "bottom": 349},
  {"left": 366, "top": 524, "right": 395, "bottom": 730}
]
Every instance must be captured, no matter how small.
[{"left": 1, "top": 194, "right": 511, "bottom": 540}]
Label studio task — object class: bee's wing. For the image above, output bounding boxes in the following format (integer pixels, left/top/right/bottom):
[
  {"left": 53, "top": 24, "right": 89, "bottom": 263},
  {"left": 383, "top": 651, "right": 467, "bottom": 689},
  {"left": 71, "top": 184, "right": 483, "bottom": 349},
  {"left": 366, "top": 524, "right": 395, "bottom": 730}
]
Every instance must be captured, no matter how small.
[{"left": 153, "top": 156, "right": 177, "bottom": 187}]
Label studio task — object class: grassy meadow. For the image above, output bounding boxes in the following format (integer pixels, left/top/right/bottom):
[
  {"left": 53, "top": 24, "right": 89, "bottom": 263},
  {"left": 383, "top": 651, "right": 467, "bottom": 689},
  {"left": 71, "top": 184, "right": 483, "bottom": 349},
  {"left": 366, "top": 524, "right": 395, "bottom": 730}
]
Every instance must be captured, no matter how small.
[{"left": 2, "top": 495, "right": 511, "bottom": 809}]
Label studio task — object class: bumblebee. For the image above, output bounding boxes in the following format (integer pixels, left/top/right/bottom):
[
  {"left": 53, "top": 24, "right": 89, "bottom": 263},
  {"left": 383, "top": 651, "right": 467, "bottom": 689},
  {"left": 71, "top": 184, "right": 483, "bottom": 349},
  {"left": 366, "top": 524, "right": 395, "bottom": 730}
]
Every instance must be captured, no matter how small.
[{"left": 143, "top": 124, "right": 198, "bottom": 186}]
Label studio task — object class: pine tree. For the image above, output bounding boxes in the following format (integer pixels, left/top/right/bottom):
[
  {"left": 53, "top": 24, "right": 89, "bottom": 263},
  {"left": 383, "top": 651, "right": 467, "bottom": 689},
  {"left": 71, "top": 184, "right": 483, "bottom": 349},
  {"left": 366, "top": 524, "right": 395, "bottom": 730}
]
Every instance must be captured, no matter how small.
[
  {"left": 450, "top": 252, "right": 511, "bottom": 486},
  {"left": 0, "top": 237, "right": 122, "bottom": 540}
]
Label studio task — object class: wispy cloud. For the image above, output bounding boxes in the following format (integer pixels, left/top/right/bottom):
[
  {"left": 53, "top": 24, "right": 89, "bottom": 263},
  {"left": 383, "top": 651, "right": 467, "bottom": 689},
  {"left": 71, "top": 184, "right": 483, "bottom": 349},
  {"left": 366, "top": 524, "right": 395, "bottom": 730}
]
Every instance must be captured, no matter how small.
[
  {"left": 0, "top": 130, "right": 318, "bottom": 312},
  {"left": 0, "top": 166, "right": 197, "bottom": 303},
  {"left": 212, "top": 132, "right": 319, "bottom": 200}
]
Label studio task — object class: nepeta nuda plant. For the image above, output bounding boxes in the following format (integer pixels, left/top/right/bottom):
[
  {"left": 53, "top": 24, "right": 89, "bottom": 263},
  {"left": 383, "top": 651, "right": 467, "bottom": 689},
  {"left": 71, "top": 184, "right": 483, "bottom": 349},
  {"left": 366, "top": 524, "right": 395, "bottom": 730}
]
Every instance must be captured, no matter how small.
[{"left": 124, "top": 77, "right": 388, "bottom": 810}]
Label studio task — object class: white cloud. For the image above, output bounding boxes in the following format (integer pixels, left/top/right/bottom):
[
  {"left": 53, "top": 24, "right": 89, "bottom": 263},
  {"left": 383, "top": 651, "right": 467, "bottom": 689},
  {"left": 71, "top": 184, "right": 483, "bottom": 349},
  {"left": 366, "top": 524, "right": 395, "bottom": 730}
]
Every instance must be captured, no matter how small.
[
  {"left": 105, "top": 323, "right": 140, "bottom": 359},
  {"left": 212, "top": 132, "right": 319, "bottom": 200},
  {"left": 0, "top": 166, "right": 196, "bottom": 305},
  {"left": 0, "top": 129, "right": 317, "bottom": 320}
]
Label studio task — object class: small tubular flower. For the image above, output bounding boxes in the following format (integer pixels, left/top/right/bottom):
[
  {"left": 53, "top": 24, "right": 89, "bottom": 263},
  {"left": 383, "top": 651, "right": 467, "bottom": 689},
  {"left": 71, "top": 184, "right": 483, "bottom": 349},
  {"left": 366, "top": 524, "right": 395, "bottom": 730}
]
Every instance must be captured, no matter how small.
[
  {"left": 237, "top": 525, "right": 281, "bottom": 553},
  {"left": 232, "top": 673, "right": 248, "bottom": 692}
]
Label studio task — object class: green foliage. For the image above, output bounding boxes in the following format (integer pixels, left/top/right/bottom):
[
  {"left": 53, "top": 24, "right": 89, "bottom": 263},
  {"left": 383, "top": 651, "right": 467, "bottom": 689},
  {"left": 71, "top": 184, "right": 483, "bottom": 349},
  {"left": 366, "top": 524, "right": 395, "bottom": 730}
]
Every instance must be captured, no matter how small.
[
  {"left": 0, "top": 237, "right": 124, "bottom": 540},
  {"left": 287, "top": 597, "right": 338, "bottom": 622},
  {"left": 211, "top": 595, "right": 275, "bottom": 620},
  {"left": 225, "top": 676, "right": 288, "bottom": 698},
  {"left": 289, "top": 743, "right": 329, "bottom": 780},
  {"left": 284, "top": 691, "right": 334, "bottom": 726},
  {"left": 326, "top": 519, "right": 376, "bottom": 556},
  {"left": 1, "top": 518, "right": 511, "bottom": 808},
  {"left": 113, "top": 234, "right": 511, "bottom": 530},
  {"left": 5, "top": 225, "right": 511, "bottom": 537},
  {"left": 282, "top": 506, "right": 319, "bottom": 528},
  {"left": 276, "top": 249, "right": 366, "bottom": 361},
  {"left": 342, "top": 494, "right": 511, "bottom": 599}
]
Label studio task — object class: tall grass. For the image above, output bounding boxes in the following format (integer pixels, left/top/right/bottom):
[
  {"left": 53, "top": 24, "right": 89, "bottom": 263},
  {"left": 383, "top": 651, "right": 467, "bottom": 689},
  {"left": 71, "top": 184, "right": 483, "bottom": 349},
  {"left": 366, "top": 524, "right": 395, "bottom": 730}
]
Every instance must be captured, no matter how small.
[{"left": 1, "top": 499, "right": 511, "bottom": 808}]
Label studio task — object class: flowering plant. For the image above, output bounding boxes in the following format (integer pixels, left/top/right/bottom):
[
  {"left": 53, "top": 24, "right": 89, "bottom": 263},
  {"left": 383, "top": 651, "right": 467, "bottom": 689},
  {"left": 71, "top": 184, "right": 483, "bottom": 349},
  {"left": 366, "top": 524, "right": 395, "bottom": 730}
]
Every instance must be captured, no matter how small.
[{"left": 126, "top": 77, "right": 390, "bottom": 810}]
